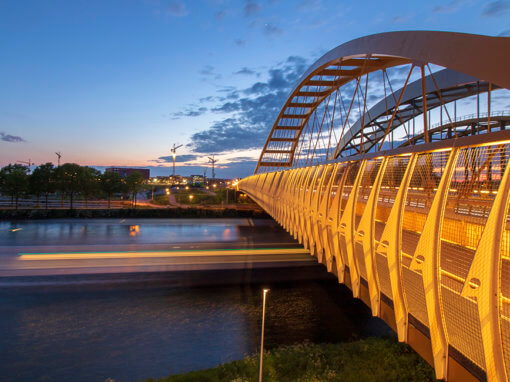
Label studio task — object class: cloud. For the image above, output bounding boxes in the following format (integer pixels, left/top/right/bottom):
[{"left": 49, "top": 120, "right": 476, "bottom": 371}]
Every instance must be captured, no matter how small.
[
  {"left": 0, "top": 132, "right": 26, "bottom": 143},
  {"left": 216, "top": 159, "right": 258, "bottom": 177},
  {"left": 188, "top": 55, "right": 308, "bottom": 153},
  {"left": 391, "top": 14, "right": 412, "bottom": 23},
  {"left": 433, "top": 0, "right": 463, "bottom": 13},
  {"left": 199, "top": 96, "right": 215, "bottom": 103},
  {"left": 263, "top": 23, "right": 283, "bottom": 36},
  {"left": 228, "top": 156, "right": 258, "bottom": 162},
  {"left": 200, "top": 65, "right": 222, "bottom": 80},
  {"left": 172, "top": 106, "right": 208, "bottom": 119},
  {"left": 151, "top": 154, "right": 199, "bottom": 163},
  {"left": 234, "top": 39, "right": 246, "bottom": 47},
  {"left": 297, "top": 0, "right": 323, "bottom": 11},
  {"left": 215, "top": 9, "right": 227, "bottom": 20},
  {"left": 167, "top": 0, "right": 188, "bottom": 16},
  {"left": 234, "top": 67, "right": 257, "bottom": 76},
  {"left": 244, "top": 0, "right": 261, "bottom": 17},
  {"left": 482, "top": 0, "right": 510, "bottom": 17}
]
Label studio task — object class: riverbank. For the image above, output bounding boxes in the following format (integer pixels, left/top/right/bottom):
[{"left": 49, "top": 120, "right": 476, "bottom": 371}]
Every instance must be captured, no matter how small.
[
  {"left": 0, "top": 206, "right": 267, "bottom": 220},
  {"left": 146, "top": 338, "right": 436, "bottom": 382}
]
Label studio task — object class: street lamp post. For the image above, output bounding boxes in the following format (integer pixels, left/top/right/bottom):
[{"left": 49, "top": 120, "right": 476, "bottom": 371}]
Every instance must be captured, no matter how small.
[{"left": 259, "top": 288, "right": 269, "bottom": 382}]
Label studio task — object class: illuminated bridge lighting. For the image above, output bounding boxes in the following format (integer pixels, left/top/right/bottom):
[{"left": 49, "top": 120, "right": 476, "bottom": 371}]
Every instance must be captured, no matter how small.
[
  {"left": 18, "top": 248, "right": 310, "bottom": 261},
  {"left": 239, "top": 31, "right": 510, "bottom": 381}
]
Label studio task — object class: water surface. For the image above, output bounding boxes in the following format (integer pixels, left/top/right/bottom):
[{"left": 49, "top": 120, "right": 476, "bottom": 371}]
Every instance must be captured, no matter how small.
[
  {"left": 1, "top": 279, "right": 392, "bottom": 382},
  {"left": 0, "top": 218, "right": 392, "bottom": 381}
]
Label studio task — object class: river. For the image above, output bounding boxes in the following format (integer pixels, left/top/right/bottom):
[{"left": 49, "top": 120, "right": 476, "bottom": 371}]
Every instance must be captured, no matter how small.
[{"left": 0, "top": 219, "right": 392, "bottom": 381}]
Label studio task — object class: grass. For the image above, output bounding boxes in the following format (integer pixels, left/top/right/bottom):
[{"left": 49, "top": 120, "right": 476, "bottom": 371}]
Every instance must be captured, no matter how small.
[{"left": 145, "top": 338, "right": 437, "bottom": 382}]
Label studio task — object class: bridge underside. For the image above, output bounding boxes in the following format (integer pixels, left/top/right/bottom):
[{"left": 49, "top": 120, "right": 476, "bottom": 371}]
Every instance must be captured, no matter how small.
[{"left": 239, "top": 131, "right": 510, "bottom": 381}]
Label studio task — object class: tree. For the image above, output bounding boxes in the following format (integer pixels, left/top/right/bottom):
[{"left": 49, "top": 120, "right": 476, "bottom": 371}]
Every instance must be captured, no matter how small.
[
  {"left": 30, "top": 163, "right": 56, "bottom": 209},
  {"left": 126, "top": 172, "right": 145, "bottom": 208},
  {"left": 100, "top": 171, "right": 123, "bottom": 209},
  {"left": 0, "top": 164, "right": 29, "bottom": 209},
  {"left": 55, "top": 163, "right": 82, "bottom": 209},
  {"left": 79, "top": 167, "right": 101, "bottom": 208}
]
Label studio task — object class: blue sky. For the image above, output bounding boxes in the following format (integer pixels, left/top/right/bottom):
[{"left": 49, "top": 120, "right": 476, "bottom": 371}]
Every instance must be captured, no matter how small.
[{"left": 1, "top": 0, "right": 510, "bottom": 177}]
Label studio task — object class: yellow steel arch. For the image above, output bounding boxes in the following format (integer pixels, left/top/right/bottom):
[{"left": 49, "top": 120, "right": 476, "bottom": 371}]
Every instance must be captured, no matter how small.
[{"left": 255, "top": 31, "right": 510, "bottom": 174}]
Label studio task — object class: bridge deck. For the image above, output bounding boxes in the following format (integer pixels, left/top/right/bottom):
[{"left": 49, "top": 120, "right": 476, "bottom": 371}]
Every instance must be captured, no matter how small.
[{"left": 239, "top": 131, "right": 510, "bottom": 381}]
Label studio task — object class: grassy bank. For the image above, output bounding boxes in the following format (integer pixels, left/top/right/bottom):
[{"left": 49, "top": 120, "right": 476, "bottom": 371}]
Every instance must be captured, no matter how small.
[
  {"left": 0, "top": 207, "right": 267, "bottom": 220},
  {"left": 146, "top": 338, "right": 436, "bottom": 382}
]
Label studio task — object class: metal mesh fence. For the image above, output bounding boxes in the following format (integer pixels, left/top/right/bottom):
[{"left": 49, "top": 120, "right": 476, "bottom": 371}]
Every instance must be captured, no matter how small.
[
  {"left": 340, "top": 161, "right": 361, "bottom": 213},
  {"left": 319, "top": 164, "right": 335, "bottom": 210},
  {"left": 326, "top": 163, "right": 348, "bottom": 268},
  {"left": 501, "top": 198, "right": 510, "bottom": 378},
  {"left": 355, "top": 159, "right": 383, "bottom": 230},
  {"left": 401, "top": 151, "right": 451, "bottom": 328},
  {"left": 439, "top": 144, "right": 510, "bottom": 370},
  {"left": 239, "top": 137, "right": 510, "bottom": 380},
  {"left": 329, "top": 163, "right": 347, "bottom": 212},
  {"left": 374, "top": 155, "right": 411, "bottom": 300},
  {"left": 354, "top": 159, "right": 383, "bottom": 280}
]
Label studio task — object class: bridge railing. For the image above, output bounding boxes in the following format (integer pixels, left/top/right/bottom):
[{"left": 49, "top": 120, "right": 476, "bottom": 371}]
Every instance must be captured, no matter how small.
[
  {"left": 239, "top": 130, "right": 510, "bottom": 381},
  {"left": 430, "top": 110, "right": 510, "bottom": 130}
]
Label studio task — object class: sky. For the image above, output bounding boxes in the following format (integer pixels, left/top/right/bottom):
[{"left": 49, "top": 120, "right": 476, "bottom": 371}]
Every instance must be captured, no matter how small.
[{"left": 1, "top": 0, "right": 510, "bottom": 178}]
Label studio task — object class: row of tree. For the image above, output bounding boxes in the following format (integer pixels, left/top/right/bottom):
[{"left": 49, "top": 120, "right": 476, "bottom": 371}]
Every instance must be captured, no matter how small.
[{"left": 0, "top": 163, "right": 146, "bottom": 209}]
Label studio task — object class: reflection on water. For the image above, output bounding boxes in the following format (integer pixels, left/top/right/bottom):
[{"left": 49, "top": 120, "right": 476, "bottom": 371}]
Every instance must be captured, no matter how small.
[
  {"left": 0, "top": 219, "right": 392, "bottom": 381},
  {"left": 0, "top": 279, "right": 392, "bottom": 382},
  {"left": 129, "top": 225, "right": 140, "bottom": 237},
  {"left": 0, "top": 219, "right": 291, "bottom": 251}
]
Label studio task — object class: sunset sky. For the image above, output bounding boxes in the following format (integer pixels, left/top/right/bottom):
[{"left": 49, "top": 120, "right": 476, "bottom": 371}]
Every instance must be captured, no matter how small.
[{"left": 1, "top": 0, "right": 510, "bottom": 177}]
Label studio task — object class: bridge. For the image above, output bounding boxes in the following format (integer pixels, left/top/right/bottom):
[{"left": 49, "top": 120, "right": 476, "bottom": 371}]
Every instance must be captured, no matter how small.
[{"left": 238, "top": 31, "right": 510, "bottom": 381}]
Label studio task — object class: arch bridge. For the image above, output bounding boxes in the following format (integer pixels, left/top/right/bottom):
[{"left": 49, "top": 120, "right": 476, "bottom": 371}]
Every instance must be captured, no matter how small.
[{"left": 238, "top": 32, "right": 510, "bottom": 381}]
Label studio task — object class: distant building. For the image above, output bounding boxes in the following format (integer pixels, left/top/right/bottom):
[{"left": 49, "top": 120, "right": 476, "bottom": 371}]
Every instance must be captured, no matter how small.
[
  {"left": 169, "top": 175, "right": 185, "bottom": 185},
  {"left": 207, "top": 178, "right": 230, "bottom": 187},
  {"left": 190, "top": 174, "right": 205, "bottom": 183},
  {"left": 105, "top": 167, "right": 150, "bottom": 180}
]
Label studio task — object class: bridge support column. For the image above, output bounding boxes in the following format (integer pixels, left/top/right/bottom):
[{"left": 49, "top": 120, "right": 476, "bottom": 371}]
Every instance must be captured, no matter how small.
[
  {"left": 410, "top": 148, "right": 458, "bottom": 380},
  {"left": 460, "top": 149, "right": 510, "bottom": 382},
  {"left": 377, "top": 153, "right": 416, "bottom": 343},
  {"left": 326, "top": 164, "right": 348, "bottom": 283},
  {"left": 317, "top": 164, "right": 338, "bottom": 270},
  {"left": 292, "top": 168, "right": 309, "bottom": 243},
  {"left": 357, "top": 157, "right": 388, "bottom": 316},
  {"left": 339, "top": 160, "right": 366, "bottom": 298},
  {"left": 300, "top": 168, "right": 320, "bottom": 251},
  {"left": 312, "top": 165, "right": 333, "bottom": 264}
]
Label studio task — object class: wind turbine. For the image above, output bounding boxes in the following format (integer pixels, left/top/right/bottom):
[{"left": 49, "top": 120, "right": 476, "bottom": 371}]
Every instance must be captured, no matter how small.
[
  {"left": 170, "top": 144, "right": 183, "bottom": 178},
  {"left": 208, "top": 155, "right": 217, "bottom": 179},
  {"left": 55, "top": 152, "right": 62, "bottom": 167}
]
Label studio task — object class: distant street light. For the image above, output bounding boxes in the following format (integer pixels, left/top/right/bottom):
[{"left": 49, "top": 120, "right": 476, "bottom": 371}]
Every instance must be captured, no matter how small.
[
  {"left": 259, "top": 288, "right": 270, "bottom": 382},
  {"left": 188, "top": 194, "right": 194, "bottom": 203}
]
